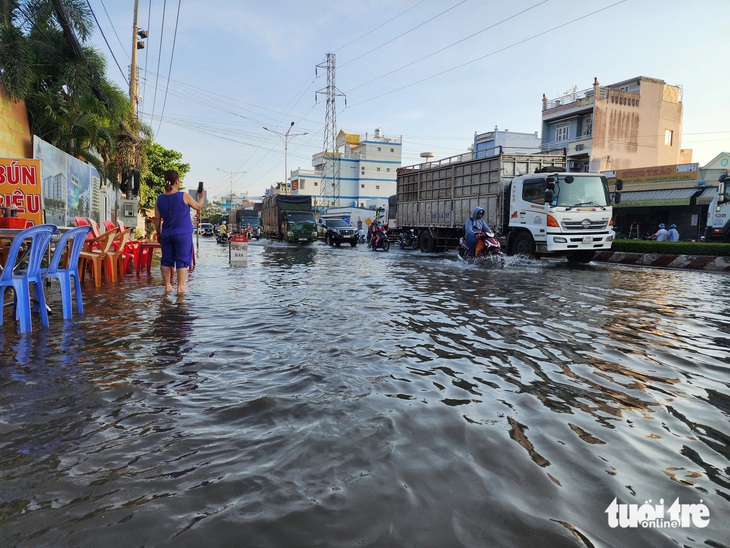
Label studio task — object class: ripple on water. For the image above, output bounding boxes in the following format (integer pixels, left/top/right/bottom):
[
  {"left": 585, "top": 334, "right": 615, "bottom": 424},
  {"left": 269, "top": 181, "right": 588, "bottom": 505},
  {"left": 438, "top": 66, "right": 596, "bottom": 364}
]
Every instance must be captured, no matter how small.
[{"left": 1, "top": 242, "right": 729, "bottom": 545}]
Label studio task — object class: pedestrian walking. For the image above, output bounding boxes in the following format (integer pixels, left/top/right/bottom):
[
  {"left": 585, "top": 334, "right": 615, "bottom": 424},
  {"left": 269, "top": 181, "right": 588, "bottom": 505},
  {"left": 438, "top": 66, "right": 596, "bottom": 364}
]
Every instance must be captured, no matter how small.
[{"left": 154, "top": 170, "right": 205, "bottom": 294}]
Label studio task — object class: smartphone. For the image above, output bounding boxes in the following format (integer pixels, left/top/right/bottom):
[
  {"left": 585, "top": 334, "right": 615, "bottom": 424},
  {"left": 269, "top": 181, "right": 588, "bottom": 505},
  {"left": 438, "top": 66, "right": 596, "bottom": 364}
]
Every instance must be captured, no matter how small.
[{"left": 197, "top": 181, "right": 204, "bottom": 193}]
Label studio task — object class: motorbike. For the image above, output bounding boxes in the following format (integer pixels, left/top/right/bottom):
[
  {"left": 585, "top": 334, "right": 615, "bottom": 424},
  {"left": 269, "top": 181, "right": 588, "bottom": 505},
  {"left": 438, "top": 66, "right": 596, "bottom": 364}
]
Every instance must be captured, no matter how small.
[
  {"left": 357, "top": 229, "right": 367, "bottom": 244},
  {"left": 457, "top": 230, "right": 505, "bottom": 268},
  {"left": 398, "top": 229, "right": 418, "bottom": 249},
  {"left": 370, "top": 231, "right": 390, "bottom": 251},
  {"left": 216, "top": 231, "right": 230, "bottom": 244}
]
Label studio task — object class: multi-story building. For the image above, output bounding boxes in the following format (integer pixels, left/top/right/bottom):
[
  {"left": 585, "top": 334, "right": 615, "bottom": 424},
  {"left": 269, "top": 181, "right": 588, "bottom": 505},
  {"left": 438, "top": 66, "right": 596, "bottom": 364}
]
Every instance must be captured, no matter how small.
[
  {"left": 473, "top": 127, "right": 541, "bottom": 158},
  {"left": 541, "top": 76, "right": 691, "bottom": 173},
  {"left": 291, "top": 128, "right": 402, "bottom": 210}
]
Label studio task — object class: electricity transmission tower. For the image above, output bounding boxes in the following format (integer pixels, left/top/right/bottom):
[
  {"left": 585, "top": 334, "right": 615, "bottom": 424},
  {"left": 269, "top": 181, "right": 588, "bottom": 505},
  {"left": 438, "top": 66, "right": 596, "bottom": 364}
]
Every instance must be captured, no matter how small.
[{"left": 316, "top": 53, "right": 345, "bottom": 208}]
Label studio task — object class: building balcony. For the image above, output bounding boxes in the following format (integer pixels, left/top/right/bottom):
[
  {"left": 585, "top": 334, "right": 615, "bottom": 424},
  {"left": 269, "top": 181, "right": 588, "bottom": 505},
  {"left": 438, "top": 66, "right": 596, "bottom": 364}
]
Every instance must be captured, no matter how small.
[{"left": 541, "top": 135, "right": 593, "bottom": 155}]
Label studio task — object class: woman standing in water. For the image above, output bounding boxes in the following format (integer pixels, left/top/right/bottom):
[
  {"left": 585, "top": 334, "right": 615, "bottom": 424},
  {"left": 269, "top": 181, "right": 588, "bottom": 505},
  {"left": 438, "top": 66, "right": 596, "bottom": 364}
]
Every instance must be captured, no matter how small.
[{"left": 154, "top": 170, "right": 205, "bottom": 293}]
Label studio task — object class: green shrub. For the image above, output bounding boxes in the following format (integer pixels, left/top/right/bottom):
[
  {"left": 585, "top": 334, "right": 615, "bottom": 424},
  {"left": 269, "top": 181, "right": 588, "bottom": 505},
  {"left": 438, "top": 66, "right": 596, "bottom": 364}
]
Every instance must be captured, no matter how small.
[{"left": 611, "top": 239, "right": 730, "bottom": 256}]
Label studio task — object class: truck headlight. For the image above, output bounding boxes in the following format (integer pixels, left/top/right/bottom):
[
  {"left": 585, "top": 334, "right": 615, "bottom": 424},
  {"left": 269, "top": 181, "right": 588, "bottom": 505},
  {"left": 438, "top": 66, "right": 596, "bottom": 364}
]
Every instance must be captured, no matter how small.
[
  {"left": 312, "top": 232, "right": 318, "bottom": 238},
  {"left": 553, "top": 236, "right": 567, "bottom": 243},
  {"left": 606, "top": 234, "right": 614, "bottom": 242},
  {"left": 287, "top": 231, "right": 294, "bottom": 237}
]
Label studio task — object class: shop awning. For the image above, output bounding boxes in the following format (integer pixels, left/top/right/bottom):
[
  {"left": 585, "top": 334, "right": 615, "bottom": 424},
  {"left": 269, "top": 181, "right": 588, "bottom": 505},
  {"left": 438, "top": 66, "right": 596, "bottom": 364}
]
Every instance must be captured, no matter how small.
[{"left": 616, "top": 186, "right": 716, "bottom": 208}]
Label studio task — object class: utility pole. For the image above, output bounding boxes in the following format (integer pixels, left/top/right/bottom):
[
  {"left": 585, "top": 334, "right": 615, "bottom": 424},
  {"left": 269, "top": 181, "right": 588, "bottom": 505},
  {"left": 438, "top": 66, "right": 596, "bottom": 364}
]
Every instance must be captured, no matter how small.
[
  {"left": 216, "top": 168, "right": 246, "bottom": 211},
  {"left": 263, "top": 122, "right": 307, "bottom": 192},
  {"left": 316, "top": 53, "right": 345, "bottom": 207}
]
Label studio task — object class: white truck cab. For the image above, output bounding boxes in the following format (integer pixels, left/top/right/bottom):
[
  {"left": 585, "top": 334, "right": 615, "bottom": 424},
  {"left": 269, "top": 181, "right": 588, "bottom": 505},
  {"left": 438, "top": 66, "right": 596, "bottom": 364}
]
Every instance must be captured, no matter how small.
[{"left": 507, "top": 171, "right": 622, "bottom": 263}]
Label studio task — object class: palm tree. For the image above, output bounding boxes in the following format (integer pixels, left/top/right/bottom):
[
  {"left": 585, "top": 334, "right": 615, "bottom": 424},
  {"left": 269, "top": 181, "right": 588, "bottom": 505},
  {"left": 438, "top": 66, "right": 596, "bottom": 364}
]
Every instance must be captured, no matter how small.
[{"left": 0, "top": 0, "right": 151, "bottom": 184}]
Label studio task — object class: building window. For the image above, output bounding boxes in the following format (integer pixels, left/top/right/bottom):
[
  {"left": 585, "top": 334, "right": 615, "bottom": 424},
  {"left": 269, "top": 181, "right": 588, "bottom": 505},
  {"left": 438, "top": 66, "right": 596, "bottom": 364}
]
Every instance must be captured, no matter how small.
[
  {"left": 377, "top": 167, "right": 381, "bottom": 171},
  {"left": 377, "top": 147, "right": 381, "bottom": 151},
  {"left": 361, "top": 184, "right": 365, "bottom": 189},
  {"left": 314, "top": 181, "right": 318, "bottom": 187},
  {"left": 665, "top": 129, "right": 673, "bottom": 146},
  {"left": 376, "top": 185, "right": 380, "bottom": 190},
  {"left": 556, "top": 123, "right": 568, "bottom": 142},
  {"left": 386, "top": 168, "right": 391, "bottom": 172},
  {"left": 300, "top": 181, "right": 305, "bottom": 189},
  {"left": 583, "top": 115, "right": 593, "bottom": 136},
  {"left": 390, "top": 148, "right": 394, "bottom": 152}
]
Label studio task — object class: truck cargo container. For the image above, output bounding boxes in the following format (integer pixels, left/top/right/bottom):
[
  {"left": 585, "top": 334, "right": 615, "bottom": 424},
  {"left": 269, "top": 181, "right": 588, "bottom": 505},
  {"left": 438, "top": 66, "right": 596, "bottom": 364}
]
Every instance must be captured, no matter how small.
[
  {"left": 396, "top": 151, "right": 622, "bottom": 262},
  {"left": 262, "top": 194, "right": 317, "bottom": 244}
]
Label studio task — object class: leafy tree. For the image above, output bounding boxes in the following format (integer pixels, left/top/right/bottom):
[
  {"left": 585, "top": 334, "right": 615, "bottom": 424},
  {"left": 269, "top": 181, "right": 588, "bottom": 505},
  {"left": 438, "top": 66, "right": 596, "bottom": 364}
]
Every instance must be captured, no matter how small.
[
  {"left": 0, "top": 0, "right": 151, "bottom": 183},
  {"left": 140, "top": 141, "right": 190, "bottom": 210}
]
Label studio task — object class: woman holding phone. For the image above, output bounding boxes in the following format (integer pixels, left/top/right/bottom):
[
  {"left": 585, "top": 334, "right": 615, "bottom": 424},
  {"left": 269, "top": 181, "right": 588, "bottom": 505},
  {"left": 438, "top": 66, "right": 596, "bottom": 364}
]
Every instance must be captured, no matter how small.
[{"left": 154, "top": 170, "right": 205, "bottom": 293}]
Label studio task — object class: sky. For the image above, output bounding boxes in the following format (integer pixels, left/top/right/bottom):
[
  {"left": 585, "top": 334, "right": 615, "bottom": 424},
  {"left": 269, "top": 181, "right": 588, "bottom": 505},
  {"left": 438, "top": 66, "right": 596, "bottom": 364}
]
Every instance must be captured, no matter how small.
[{"left": 88, "top": 0, "right": 730, "bottom": 201}]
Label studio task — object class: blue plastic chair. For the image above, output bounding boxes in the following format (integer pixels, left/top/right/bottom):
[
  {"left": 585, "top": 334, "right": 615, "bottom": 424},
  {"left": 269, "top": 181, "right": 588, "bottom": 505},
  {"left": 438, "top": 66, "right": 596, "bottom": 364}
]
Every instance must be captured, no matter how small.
[
  {"left": 41, "top": 225, "right": 91, "bottom": 319},
  {"left": 0, "top": 224, "right": 57, "bottom": 333}
]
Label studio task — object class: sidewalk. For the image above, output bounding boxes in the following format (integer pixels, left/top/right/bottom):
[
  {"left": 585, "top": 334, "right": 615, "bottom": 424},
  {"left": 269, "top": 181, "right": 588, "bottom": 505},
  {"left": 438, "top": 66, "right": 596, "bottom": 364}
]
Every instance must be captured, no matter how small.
[{"left": 594, "top": 251, "right": 730, "bottom": 272}]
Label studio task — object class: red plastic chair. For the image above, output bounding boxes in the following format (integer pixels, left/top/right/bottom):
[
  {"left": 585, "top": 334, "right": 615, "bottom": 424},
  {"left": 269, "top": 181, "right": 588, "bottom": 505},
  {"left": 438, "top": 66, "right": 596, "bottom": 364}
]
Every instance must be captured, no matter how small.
[{"left": 103, "top": 220, "right": 116, "bottom": 232}]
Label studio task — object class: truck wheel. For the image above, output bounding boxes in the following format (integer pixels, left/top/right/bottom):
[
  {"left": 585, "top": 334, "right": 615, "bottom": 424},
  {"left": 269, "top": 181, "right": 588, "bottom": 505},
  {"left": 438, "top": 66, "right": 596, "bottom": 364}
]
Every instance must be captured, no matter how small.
[
  {"left": 510, "top": 231, "right": 535, "bottom": 258},
  {"left": 419, "top": 231, "right": 435, "bottom": 253},
  {"left": 567, "top": 250, "right": 595, "bottom": 263},
  {"left": 350, "top": 241, "right": 357, "bottom": 247}
]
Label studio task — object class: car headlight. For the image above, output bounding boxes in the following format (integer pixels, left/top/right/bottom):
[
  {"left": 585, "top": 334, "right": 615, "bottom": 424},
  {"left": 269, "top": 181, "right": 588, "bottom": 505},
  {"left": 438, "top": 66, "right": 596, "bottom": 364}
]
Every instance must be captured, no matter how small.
[{"left": 287, "top": 231, "right": 294, "bottom": 237}]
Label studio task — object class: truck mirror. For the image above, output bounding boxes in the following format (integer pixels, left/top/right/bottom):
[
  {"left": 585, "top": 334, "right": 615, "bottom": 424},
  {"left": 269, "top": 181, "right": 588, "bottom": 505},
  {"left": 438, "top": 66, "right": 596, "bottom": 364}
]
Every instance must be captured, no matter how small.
[
  {"left": 615, "top": 178, "right": 623, "bottom": 191},
  {"left": 613, "top": 192, "right": 621, "bottom": 204},
  {"left": 718, "top": 181, "right": 726, "bottom": 204},
  {"left": 545, "top": 189, "right": 554, "bottom": 204}
]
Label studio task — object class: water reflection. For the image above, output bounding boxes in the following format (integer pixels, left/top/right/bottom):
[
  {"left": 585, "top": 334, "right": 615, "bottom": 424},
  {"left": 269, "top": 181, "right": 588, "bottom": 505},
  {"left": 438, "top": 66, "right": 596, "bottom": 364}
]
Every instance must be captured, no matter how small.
[{"left": 0, "top": 243, "right": 728, "bottom": 546}]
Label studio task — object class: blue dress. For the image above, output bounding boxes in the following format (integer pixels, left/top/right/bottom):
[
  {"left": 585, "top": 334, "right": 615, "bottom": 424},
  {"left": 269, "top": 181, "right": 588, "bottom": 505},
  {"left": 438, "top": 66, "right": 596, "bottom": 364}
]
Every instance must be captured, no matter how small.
[{"left": 156, "top": 192, "right": 194, "bottom": 268}]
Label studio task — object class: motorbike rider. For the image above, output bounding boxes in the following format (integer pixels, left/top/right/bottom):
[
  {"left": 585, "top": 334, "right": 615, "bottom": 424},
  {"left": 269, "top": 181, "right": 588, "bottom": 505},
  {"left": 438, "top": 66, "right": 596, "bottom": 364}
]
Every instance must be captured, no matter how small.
[
  {"left": 464, "top": 206, "right": 492, "bottom": 257},
  {"left": 372, "top": 221, "right": 385, "bottom": 249}
]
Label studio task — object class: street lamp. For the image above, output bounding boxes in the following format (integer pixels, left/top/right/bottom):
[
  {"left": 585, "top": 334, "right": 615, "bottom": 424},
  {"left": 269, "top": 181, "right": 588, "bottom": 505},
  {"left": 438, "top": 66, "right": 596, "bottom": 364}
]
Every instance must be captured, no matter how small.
[
  {"left": 216, "top": 168, "right": 246, "bottom": 210},
  {"left": 263, "top": 122, "right": 307, "bottom": 190}
]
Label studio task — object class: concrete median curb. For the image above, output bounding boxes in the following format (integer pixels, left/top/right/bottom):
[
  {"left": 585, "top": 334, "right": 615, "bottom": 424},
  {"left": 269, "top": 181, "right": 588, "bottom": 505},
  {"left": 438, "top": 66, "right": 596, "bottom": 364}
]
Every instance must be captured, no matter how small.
[{"left": 594, "top": 251, "right": 730, "bottom": 272}]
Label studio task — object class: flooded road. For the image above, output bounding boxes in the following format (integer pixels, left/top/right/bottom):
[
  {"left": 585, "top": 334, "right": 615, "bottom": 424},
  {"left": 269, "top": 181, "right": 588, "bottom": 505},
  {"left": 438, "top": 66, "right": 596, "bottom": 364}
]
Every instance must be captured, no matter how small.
[{"left": 1, "top": 238, "right": 729, "bottom": 546}]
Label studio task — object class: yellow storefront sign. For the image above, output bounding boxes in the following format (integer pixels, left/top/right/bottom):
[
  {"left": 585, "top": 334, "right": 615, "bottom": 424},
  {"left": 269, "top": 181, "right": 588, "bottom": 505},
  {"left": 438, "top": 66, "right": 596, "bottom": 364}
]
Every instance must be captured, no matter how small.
[
  {"left": 0, "top": 158, "right": 43, "bottom": 226},
  {"left": 603, "top": 163, "right": 699, "bottom": 185}
]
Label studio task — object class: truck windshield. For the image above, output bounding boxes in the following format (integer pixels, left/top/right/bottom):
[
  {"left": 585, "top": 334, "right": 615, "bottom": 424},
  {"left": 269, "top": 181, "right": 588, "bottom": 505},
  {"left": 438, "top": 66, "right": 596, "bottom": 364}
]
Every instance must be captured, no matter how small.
[
  {"left": 554, "top": 175, "right": 610, "bottom": 208},
  {"left": 287, "top": 212, "right": 314, "bottom": 223}
]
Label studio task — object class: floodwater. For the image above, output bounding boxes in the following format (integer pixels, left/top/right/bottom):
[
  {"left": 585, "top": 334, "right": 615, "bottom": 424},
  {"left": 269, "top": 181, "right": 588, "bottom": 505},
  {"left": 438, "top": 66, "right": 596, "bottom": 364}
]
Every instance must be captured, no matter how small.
[{"left": 1, "top": 237, "right": 729, "bottom": 547}]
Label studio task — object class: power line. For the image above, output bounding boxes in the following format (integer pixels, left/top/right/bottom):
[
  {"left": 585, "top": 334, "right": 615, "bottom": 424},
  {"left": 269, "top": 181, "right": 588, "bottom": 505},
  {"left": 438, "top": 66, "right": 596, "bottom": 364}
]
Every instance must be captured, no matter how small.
[
  {"left": 334, "top": 0, "right": 428, "bottom": 52},
  {"left": 155, "top": 0, "right": 181, "bottom": 136},
  {"left": 149, "top": 0, "right": 168, "bottom": 128},
  {"left": 85, "top": 0, "right": 128, "bottom": 84},
  {"left": 340, "top": 0, "right": 469, "bottom": 68},
  {"left": 345, "top": 0, "right": 548, "bottom": 93},
  {"left": 348, "top": 0, "right": 628, "bottom": 108}
]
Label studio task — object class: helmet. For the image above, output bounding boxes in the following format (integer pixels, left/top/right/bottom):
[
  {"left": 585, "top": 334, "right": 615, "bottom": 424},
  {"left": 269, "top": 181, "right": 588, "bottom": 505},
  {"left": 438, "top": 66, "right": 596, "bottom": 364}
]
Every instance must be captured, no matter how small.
[
  {"left": 669, "top": 224, "right": 676, "bottom": 229},
  {"left": 658, "top": 223, "right": 665, "bottom": 229}
]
